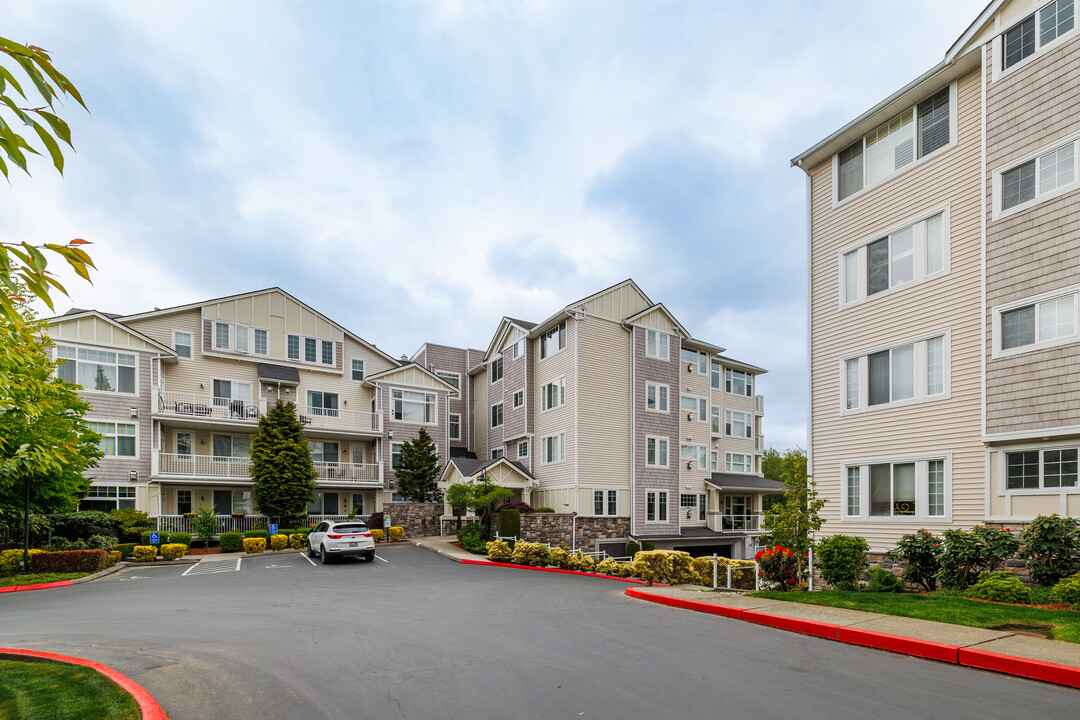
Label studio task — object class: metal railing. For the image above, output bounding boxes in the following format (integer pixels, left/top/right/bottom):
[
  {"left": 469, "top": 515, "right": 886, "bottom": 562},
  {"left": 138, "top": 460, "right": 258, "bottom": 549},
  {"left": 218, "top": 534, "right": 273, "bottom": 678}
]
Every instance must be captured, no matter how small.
[
  {"left": 704, "top": 554, "right": 760, "bottom": 591},
  {"left": 300, "top": 407, "right": 381, "bottom": 433},
  {"left": 156, "top": 390, "right": 259, "bottom": 421},
  {"left": 709, "top": 513, "right": 763, "bottom": 533},
  {"left": 157, "top": 452, "right": 251, "bottom": 478},
  {"left": 312, "top": 461, "right": 382, "bottom": 485},
  {"left": 157, "top": 514, "right": 269, "bottom": 535}
]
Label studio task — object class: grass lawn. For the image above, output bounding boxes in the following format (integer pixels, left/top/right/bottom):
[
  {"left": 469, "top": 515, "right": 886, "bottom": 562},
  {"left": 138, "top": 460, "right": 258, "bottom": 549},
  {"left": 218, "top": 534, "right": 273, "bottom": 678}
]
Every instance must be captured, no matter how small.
[
  {"left": 751, "top": 590, "right": 1080, "bottom": 643},
  {"left": 0, "top": 659, "right": 140, "bottom": 720},
  {"left": 0, "top": 572, "right": 90, "bottom": 588}
]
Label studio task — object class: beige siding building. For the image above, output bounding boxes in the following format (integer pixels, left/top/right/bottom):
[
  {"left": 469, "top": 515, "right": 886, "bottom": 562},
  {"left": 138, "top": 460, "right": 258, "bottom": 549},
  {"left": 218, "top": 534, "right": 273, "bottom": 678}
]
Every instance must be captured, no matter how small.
[{"left": 795, "top": 0, "right": 1080, "bottom": 550}]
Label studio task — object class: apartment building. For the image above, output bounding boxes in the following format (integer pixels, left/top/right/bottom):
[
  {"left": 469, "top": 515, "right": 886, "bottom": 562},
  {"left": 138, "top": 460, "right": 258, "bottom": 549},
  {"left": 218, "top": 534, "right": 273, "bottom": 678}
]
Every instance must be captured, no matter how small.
[
  {"left": 48, "top": 289, "right": 458, "bottom": 532},
  {"left": 794, "top": 0, "right": 1080, "bottom": 550},
  {"left": 422, "top": 280, "right": 777, "bottom": 558}
]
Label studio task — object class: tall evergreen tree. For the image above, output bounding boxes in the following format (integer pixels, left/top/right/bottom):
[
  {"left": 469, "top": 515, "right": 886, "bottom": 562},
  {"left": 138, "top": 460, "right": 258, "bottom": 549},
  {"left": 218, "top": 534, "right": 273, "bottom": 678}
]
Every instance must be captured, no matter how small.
[
  {"left": 251, "top": 400, "right": 316, "bottom": 522},
  {"left": 395, "top": 427, "right": 442, "bottom": 503}
]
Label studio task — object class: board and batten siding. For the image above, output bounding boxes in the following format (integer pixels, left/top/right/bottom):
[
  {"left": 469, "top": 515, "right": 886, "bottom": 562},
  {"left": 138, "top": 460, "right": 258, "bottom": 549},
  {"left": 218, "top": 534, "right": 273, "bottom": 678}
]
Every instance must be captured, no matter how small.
[
  {"left": 984, "top": 35, "right": 1080, "bottom": 435},
  {"left": 808, "top": 68, "right": 984, "bottom": 550},
  {"left": 577, "top": 315, "right": 632, "bottom": 491}
]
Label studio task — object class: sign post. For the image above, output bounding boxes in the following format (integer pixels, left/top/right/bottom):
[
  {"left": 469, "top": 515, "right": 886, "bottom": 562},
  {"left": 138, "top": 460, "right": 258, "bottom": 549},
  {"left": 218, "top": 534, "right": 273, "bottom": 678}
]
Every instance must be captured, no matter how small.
[
  {"left": 383, "top": 514, "right": 391, "bottom": 541},
  {"left": 149, "top": 531, "right": 160, "bottom": 545},
  {"left": 269, "top": 523, "right": 278, "bottom": 536}
]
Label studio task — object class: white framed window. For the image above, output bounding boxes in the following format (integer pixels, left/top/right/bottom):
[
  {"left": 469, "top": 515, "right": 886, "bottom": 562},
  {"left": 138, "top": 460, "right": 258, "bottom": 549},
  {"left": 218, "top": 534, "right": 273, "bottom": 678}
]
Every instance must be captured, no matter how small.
[
  {"left": 646, "top": 330, "right": 670, "bottom": 360},
  {"left": 287, "top": 335, "right": 300, "bottom": 360},
  {"left": 992, "top": 285, "right": 1079, "bottom": 357},
  {"left": 843, "top": 453, "right": 951, "bottom": 521},
  {"left": 646, "top": 490, "right": 668, "bottom": 522},
  {"left": 393, "top": 389, "right": 436, "bottom": 424},
  {"left": 213, "top": 379, "right": 253, "bottom": 416},
  {"left": 490, "top": 402, "right": 504, "bottom": 428},
  {"left": 435, "top": 370, "right": 459, "bottom": 397},
  {"left": 177, "top": 489, "right": 192, "bottom": 514},
  {"left": 840, "top": 208, "right": 948, "bottom": 306},
  {"left": 173, "top": 331, "right": 192, "bottom": 359},
  {"left": 541, "top": 378, "right": 565, "bottom": 411},
  {"left": 680, "top": 348, "right": 707, "bottom": 374},
  {"left": 726, "top": 453, "right": 752, "bottom": 473},
  {"left": 541, "top": 434, "right": 565, "bottom": 464},
  {"left": 725, "top": 369, "right": 753, "bottom": 396},
  {"left": 593, "top": 489, "right": 618, "bottom": 516},
  {"left": 645, "top": 436, "right": 668, "bottom": 467},
  {"left": 998, "top": 0, "right": 1075, "bottom": 76},
  {"left": 725, "top": 411, "right": 753, "bottom": 439},
  {"left": 449, "top": 413, "right": 461, "bottom": 441},
  {"left": 254, "top": 329, "right": 268, "bottom": 356},
  {"left": 214, "top": 321, "right": 230, "bottom": 350},
  {"left": 540, "top": 322, "right": 566, "bottom": 360},
  {"left": 1004, "top": 446, "right": 1080, "bottom": 491},
  {"left": 513, "top": 389, "right": 524, "bottom": 408},
  {"left": 645, "top": 383, "right": 668, "bottom": 413},
  {"left": 320, "top": 340, "right": 333, "bottom": 366},
  {"left": 235, "top": 325, "right": 249, "bottom": 353},
  {"left": 305, "top": 337, "right": 317, "bottom": 363},
  {"left": 841, "top": 331, "right": 950, "bottom": 413},
  {"left": 83, "top": 485, "right": 136, "bottom": 510},
  {"left": 176, "top": 431, "right": 192, "bottom": 456},
  {"left": 711, "top": 406, "right": 721, "bottom": 434},
  {"left": 56, "top": 345, "right": 137, "bottom": 394},
  {"left": 307, "top": 390, "right": 339, "bottom": 417},
  {"left": 517, "top": 441, "right": 528, "bottom": 458},
  {"left": 680, "top": 395, "right": 707, "bottom": 422},
  {"left": 351, "top": 359, "right": 366, "bottom": 382},
  {"left": 490, "top": 356, "right": 503, "bottom": 383},
  {"left": 491, "top": 448, "right": 504, "bottom": 460},
  {"left": 994, "top": 134, "right": 1079, "bottom": 219},
  {"left": 681, "top": 444, "right": 707, "bottom": 470},
  {"left": 391, "top": 442, "right": 403, "bottom": 469},
  {"left": 286, "top": 333, "right": 334, "bottom": 366},
  {"left": 710, "top": 360, "right": 721, "bottom": 389},
  {"left": 88, "top": 421, "right": 137, "bottom": 457},
  {"left": 835, "top": 84, "right": 955, "bottom": 203},
  {"left": 711, "top": 451, "right": 718, "bottom": 472},
  {"left": 213, "top": 434, "right": 250, "bottom": 458},
  {"left": 512, "top": 337, "right": 526, "bottom": 358}
]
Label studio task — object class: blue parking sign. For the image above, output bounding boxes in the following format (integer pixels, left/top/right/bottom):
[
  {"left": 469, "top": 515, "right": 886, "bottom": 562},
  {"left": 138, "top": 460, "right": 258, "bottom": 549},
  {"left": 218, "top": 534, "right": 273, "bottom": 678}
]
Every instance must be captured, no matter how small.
[
  {"left": 269, "top": 524, "right": 278, "bottom": 535},
  {"left": 149, "top": 531, "right": 159, "bottom": 544}
]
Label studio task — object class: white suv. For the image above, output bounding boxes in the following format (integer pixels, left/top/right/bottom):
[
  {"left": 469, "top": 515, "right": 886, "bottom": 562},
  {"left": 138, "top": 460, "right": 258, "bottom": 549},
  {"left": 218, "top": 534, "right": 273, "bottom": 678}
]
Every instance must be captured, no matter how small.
[{"left": 308, "top": 521, "right": 376, "bottom": 564}]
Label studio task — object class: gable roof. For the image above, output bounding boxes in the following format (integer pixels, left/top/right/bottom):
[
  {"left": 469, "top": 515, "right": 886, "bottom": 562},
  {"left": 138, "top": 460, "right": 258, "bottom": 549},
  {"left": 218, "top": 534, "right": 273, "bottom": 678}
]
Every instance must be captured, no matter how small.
[
  {"left": 623, "top": 302, "right": 691, "bottom": 339},
  {"left": 484, "top": 316, "right": 537, "bottom": 362},
  {"left": 363, "top": 362, "right": 461, "bottom": 393},
  {"left": 47, "top": 309, "right": 178, "bottom": 357},
  {"left": 440, "top": 456, "right": 535, "bottom": 482}
]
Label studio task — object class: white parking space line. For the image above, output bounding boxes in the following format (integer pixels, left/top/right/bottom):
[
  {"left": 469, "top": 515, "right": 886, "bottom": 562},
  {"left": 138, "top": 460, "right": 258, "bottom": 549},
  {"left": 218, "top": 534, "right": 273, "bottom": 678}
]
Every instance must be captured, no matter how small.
[
  {"left": 300, "top": 552, "right": 317, "bottom": 567},
  {"left": 182, "top": 558, "right": 242, "bottom": 576},
  {"left": 374, "top": 555, "right": 388, "bottom": 563}
]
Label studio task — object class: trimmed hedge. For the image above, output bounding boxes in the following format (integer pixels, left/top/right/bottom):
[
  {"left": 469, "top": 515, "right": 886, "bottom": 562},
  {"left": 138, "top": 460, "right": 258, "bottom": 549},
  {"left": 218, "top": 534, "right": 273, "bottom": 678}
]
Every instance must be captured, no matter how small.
[
  {"left": 388, "top": 526, "right": 403, "bottom": 542},
  {"left": 140, "top": 530, "right": 165, "bottom": 547},
  {"left": 243, "top": 537, "right": 267, "bottom": 553},
  {"left": 168, "top": 532, "right": 192, "bottom": 546},
  {"left": 288, "top": 534, "right": 306, "bottom": 550},
  {"left": 371, "top": 529, "right": 385, "bottom": 543},
  {"left": 29, "top": 549, "right": 111, "bottom": 574},
  {"left": 0, "top": 549, "right": 46, "bottom": 577},
  {"left": 133, "top": 546, "right": 157, "bottom": 562},
  {"left": 497, "top": 508, "right": 521, "bottom": 539},
  {"left": 219, "top": 531, "right": 243, "bottom": 553},
  {"left": 486, "top": 539, "right": 512, "bottom": 561},
  {"left": 160, "top": 543, "right": 188, "bottom": 561},
  {"left": 108, "top": 550, "right": 122, "bottom": 565},
  {"left": 243, "top": 529, "right": 270, "bottom": 540},
  {"left": 456, "top": 522, "right": 486, "bottom": 554},
  {"left": 270, "top": 534, "right": 288, "bottom": 551},
  {"left": 47, "top": 511, "right": 118, "bottom": 540},
  {"left": 510, "top": 541, "right": 550, "bottom": 567},
  {"left": 116, "top": 543, "right": 136, "bottom": 559}
]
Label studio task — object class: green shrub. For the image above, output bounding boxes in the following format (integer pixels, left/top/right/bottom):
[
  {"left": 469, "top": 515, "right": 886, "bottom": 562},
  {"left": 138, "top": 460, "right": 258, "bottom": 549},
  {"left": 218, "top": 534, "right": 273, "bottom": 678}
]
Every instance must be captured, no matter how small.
[
  {"left": 625, "top": 541, "right": 640, "bottom": 558},
  {"left": 549, "top": 547, "right": 570, "bottom": 569},
  {"left": 567, "top": 550, "right": 598, "bottom": 573},
  {"left": 243, "top": 537, "right": 266, "bottom": 553},
  {"left": 1020, "top": 515, "right": 1080, "bottom": 586},
  {"left": 87, "top": 535, "right": 117, "bottom": 551},
  {"left": 596, "top": 558, "right": 619, "bottom": 575},
  {"left": 486, "top": 539, "right": 513, "bottom": 561},
  {"left": 116, "top": 543, "right": 136, "bottom": 559},
  {"left": 631, "top": 550, "right": 694, "bottom": 585},
  {"left": 965, "top": 570, "right": 1030, "bottom": 604},
  {"left": 510, "top": 541, "right": 550, "bottom": 567},
  {"left": 1029, "top": 585, "right": 1055, "bottom": 605},
  {"left": 865, "top": 566, "right": 901, "bottom": 593},
  {"left": 641, "top": 542, "right": 655, "bottom": 551},
  {"left": 160, "top": 543, "right": 188, "bottom": 561},
  {"left": 219, "top": 531, "right": 243, "bottom": 553},
  {"left": 457, "top": 523, "right": 487, "bottom": 554},
  {"left": 133, "top": 545, "right": 157, "bottom": 562},
  {"left": 690, "top": 556, "right": 755, "bottom": 589},
  {"left": 0, "top": 549, "right": 46, "bottom": 576},
  {"left": 140, "top": 530, "right": 164, "bottom": 548},
  {"left": 497, "top": 508, "right": 521, "bottom": 539},
  {"left": 938, "top": 527, "right": 1020, "bottom": 590},
  {"left": 816, "top": 535, "right": 869, "bottom": 591},
  {"left": 535, "top": 507, "right": 555, "bottom": 513},
  {"left": 48, "top": 511, "right": 118, "bottom": 540},
  {"left": 888, "top": 530, "right": 941, "bottom": 592},
  {"left": 270, "top": 534, "right": 288, "bottom": 551},
  {"left": 1052, "top": 572, "right": 1080, "bottom": 607},
  {"left": 243, "top": 529, "right": 270, "bottom": 540},
  {"left": 168, "top": 532, "right": 192, "bottom": 546}
]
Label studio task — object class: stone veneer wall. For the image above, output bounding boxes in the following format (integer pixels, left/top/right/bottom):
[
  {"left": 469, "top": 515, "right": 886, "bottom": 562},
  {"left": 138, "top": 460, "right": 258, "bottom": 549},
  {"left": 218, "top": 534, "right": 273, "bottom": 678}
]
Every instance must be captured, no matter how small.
[
  {"left": 521, "top": 514, "right": 630, "bottom": 549},
  {"left": 381, "top": 502, "right": 442, "bottom": 538}
]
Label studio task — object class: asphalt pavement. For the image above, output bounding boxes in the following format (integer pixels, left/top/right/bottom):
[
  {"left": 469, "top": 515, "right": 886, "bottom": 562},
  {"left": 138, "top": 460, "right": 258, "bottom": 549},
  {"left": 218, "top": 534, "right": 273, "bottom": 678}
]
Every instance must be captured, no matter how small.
[{"left": 1, "top": 545, "right": 1076, "bottom": 719}]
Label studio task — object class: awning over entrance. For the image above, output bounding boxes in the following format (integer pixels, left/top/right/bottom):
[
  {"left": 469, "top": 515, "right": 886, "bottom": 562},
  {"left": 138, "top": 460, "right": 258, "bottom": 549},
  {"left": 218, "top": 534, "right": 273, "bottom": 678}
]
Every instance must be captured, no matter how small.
[
  {"left": 705, "top": 472, "right": 784, "bottom": 493},
  {"left": 257, "top": 363, "right": 301, "bottom": 385}
]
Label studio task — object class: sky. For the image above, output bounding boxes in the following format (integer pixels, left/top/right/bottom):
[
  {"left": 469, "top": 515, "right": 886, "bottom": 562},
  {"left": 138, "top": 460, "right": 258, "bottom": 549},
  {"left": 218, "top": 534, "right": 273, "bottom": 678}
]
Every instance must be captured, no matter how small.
[{"left": 1, "top": 1, "right": 988, "bottom": 452}]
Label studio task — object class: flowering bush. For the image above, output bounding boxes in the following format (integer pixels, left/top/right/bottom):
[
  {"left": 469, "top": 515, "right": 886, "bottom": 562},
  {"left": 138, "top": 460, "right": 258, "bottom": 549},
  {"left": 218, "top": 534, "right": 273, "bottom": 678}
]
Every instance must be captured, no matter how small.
[
  {"left": 87, "top": 535, "right": 118, "bottom": 551},
  {"left": 270, "top": 534, "right": 288, "bottom": 552},
  {"left": 755, "top": 546, "right": 799, "bottom": 591},
  {"left": 511, "top": 541, "right": 551, "bottom": 567},
  {"left": 888, "top": 530, "right": 942, "bottom": 592},
  {"left": 289, "top": 534, "right": 306, "bottom": 550},
  {"left": 160, "top": 543, "right": 188, "bottom": 561},
  {"left": 133, "top": 545, "right": 157, "bottom": 562},
  {"left": 548, "top": 547, "right": 570, "bottom": 569},
  {"left": 486, "top": 539, "right": 512, "bottom": 561},
  {"left": 389, "top": 526, "right": 404, "bottom": 542},
  {"left": 242, "top": 537, "right": 266, "bottom": 553},
  {"left": 567, "top": 550, "right": 598, "bottom": 573},
  {"left": 1020, "top": 515, "right": 1080, "bottom": 586}
]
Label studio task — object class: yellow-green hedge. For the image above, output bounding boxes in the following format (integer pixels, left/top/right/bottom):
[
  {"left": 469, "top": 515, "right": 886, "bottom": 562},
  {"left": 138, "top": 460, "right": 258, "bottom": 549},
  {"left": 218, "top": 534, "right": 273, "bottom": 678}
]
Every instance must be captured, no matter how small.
[
  {"left": 690, "top": 556, "right": 756, "bottom": 589},
  {"left": 108, "top": 550, "right": 122, "bottom": 566},
  {"left": 371, "top": 528, "right": 385, "bottom": 543},
  {"left": 486, "top": 539, "right": 512, "bottom": 561},
  {"left": 0, "top": 549, "right": 46, "bottom": 576},
  {"left": 632, "top": 550, "right": 696, "bottom": 585},
  {"left": 243, "top": 537, "right": 266, "bottom": 553},
  {"left": 566, "top": 550, "right": 597, "bottom": 573},
  {"left": 389, "top": 526, "right": 404, "bottom": 542},
  {"left": 133, "top": 545, "right": 157, "bottom": 562},
  {"left": 160, "top": 543, "right": 188, "bottom": 561},
  {"left": 289, "top": 533, "right": 306, "bottom": 550},
  {"left": 270, "top": 534, "right": 288, "bottom": 551}
]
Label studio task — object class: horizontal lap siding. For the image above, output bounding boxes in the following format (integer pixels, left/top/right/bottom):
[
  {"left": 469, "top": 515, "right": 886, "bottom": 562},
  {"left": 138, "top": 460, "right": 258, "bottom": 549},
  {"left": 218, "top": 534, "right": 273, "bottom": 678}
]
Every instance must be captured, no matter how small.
[
  {"left": 578, "top": 316, "right": 631, "bottom": 489},
  {"left": 985, "top": 37, "right": 1080, "bottom": 434},
  {"left": 533, "top": 319, "right": 576, "bottom": 495},
  {"left": 808, "top": 68, "right": 985, "bottom": 550}
]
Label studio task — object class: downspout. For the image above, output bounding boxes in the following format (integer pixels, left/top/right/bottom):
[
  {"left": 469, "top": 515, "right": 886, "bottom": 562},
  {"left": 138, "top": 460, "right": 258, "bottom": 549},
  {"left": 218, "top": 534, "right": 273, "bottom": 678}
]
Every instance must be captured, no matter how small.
[
  {"left": 802, "top": 167, "right": 813, "bottom": 479},
  {"left": 628, "top": 324, "right": 636, "bottom": 539}
]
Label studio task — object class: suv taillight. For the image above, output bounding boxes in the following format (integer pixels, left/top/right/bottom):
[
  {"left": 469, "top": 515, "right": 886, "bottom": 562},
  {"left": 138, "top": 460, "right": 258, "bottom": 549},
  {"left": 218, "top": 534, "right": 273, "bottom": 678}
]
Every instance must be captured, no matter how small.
[
  {"left": 363, "top": 532, "right": 372, "bottom": 538},
  {"left": 328, "top": 534, "right": 342, "bottom": 539}
]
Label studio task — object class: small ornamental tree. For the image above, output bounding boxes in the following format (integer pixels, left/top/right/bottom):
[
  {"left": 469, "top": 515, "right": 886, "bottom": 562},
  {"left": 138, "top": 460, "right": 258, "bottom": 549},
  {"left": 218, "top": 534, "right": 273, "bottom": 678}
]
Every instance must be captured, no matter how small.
[
  {"left": 762, "top": 459, "right": 824, "bottom": 588},
  {"left": 451, "top": 475, "right": 512, "bottom": 535},
  {"left": 251, "top": 400, "right": 316, "bottom": 523},
  {"left": 446, "top": 482, "right": 471, "bottom": 532},
  {"left": 395, "top": 427, "right": 442, "bottom": 503}
]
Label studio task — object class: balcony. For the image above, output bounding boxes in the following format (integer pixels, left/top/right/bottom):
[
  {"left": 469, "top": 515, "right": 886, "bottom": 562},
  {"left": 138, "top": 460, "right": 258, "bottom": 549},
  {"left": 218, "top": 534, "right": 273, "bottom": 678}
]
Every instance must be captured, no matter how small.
[
  {"left": 313, "top": 461, "right": 383, "bottom": 487},
  {"left": 299, "top": 406, "right": 381, "bottom": 435},
  {"left": 754, "top": 395, "right": 764, "bottom": 415},
  {"left": 156, "top": 514, "right": 356, "bottom": 535},
  {"left": 708, "top": 513, "right": 764, "bottom": 533},
  {"left": 155, "top": 390, "right": 260, "bottom": 423},
  {"left": 154, "top": 451, "right": 251, "bottom": 480},
  {"left": 754, "top": 435, "right": 765, "bottom": 453}
]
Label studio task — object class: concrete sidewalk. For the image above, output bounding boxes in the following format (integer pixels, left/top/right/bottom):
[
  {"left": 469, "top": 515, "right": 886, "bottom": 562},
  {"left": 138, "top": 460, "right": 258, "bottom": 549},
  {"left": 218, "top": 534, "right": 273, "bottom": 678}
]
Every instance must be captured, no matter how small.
[
  {"left": 628, "top": 585, "right": 1080, "bottom": 688},
  {"left": 411, "top": 535, "right": 490, "bottom": 563}
]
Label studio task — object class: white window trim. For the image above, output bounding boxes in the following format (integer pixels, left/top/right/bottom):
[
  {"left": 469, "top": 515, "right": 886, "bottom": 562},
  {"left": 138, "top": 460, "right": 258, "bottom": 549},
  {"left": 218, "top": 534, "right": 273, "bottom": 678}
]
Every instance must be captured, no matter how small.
[
  {"left": 998, "top": 443, "right": 1080, "bottom": 497},
  {"left": 832, "top": 82, "right": 958, "bottom": 207},
  {"left": 490, "top": 402, "right": 504, "bottom": 428},
  {"left": 448, "top": 413, "right": 461, "bottom": 441},
  {"left": 645, "top": 489, "right": 669, "bottom": 523},
  {"left": 841, "top": 451, "right": 953, "bottom": 523},
  {"left": 490, "top": 355, "right": 504, "bottom": 384},
  {"left": 680, "top": 443, "right": 708, "bottom": 471},
  {"left": 286, "top": 333, "right": 336, "bottom": 367},
  {"left": 512, "top": 388, "right": 524, "bottom": 408},
  {"left": 254, "top": 328, "right": 268, "bottom": 356},
  {"left": 172, "top": 330, "right": 193, "bottom": 359},
  {"left": 645, "top": 382, "right": 669, "bottom": 413},
  {"left": 992, "top": 131, "right": 1080, "bottom": 220},
  {"left": 645, "top": 329, "right": 670, "bottom": 360},
  {"left": 680, "top": 394, "right": 708, "bottom": 423},
  {"left": 517, "top": 440, "right": 529, "bottom": 458},
  {"left": 540, "top": 377, "right": 566, "bottom": 413},
  {"left": 724, "top": 368, "right": 755, "bottom": 397},
  {"left": 434, "top": 369, "right": 460, "bottom": 397},
  {"left": 55, "top": 344, "right": 139, "bottom": 397},
  {"left": 540, "top": 322, "right": 567, "bottom": 361},
  {"left": 839, "top": 329, "right": 952, "bottom": 415},
  {"left": 837, "top": 203, "right": 951, "bottom": 309},
  {"left": 725, "top": 452, "right": 753, "bottom": 474},
  {"left": 86, "top": 418, "right": 139, "bottom": 460},
  {"left": 991, "top": 284, "right": 1080, "bottom": 358},
  {"left": 351, "top": 358, "right": 366, "bottom": 382},
  {"left": 645, "top": 435, "right": 669, "bottom": 468},
  {"left": 724, "top": 410, "right": 754, "bottom": 439},
  {"left": 593, "top": 489, "right": 619, "bottom": 517},
  {"left": 993, "top": 0, "right": 1079, "bottom": 82},
  {"left": 391, "top": 388, "right": 438, "bottom": 426},
  {"left": 540, "top": 433, "right": 566, "bottom": 465}
]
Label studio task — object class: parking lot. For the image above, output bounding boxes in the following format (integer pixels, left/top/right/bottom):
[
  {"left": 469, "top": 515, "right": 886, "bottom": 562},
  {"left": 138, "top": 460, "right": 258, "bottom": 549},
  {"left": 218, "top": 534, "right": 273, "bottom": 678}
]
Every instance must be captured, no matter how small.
[{"left": 1, "top": 545, "right": 1077, "bottom": 719}]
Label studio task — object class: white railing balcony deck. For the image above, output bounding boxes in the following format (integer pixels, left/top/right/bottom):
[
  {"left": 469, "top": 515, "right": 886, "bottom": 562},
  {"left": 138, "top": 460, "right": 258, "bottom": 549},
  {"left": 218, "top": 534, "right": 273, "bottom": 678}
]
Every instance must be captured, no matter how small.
[
  {"left": 754, "top": 395, "right": 764, "bottom": 415},
  {"left": 299, "top": 406, "right": 381, "bottom": 434},
  {"left": 312, "top": 461, "right": 382, "bottom": 486},
  {"left": 709, "top": 513, "right": 763, "bottom": 533},
  {"left": 155, "top": 452, "right": 251, "bottom": 479},
  {"left": 156, "top": 390, "right": 260, "bottom": 422},
  {"left": 157, "top": 514, "right": 268, "bottom": 535}
]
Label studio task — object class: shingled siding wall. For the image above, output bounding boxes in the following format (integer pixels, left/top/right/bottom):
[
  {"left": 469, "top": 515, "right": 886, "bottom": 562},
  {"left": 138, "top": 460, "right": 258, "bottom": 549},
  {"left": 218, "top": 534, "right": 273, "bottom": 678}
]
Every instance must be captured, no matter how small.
[{"left": 381, "top": 502, "right": 442, "bottom": 537}]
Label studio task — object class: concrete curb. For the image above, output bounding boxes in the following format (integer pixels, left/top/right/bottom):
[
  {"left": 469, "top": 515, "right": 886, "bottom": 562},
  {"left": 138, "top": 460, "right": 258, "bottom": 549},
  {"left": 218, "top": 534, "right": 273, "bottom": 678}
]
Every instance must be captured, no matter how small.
[
  {"left": 625, "top": 587, "right": 1080, "bottom": 690},
  {"left": 0, "top": 648, "right": 167, "bottom": 719},
  {"left": 0, "top": 563, "right": 127, "bottom": 594},
  {"left": 462, "top": 557, "right": 653, "bottom": 584}
]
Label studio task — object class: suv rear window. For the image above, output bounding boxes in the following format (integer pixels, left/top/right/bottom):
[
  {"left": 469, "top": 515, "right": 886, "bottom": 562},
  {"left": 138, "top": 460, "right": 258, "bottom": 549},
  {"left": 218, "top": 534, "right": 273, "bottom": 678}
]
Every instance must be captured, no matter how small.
[{"left": 332, "top": 524, "right": 368, "bottom": 534}]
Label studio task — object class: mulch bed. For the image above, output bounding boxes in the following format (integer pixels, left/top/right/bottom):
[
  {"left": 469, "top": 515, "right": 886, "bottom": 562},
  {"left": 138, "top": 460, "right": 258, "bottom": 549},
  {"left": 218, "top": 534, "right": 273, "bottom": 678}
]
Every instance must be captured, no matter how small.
[{"left": 185, "top": 547, "right": 222, "bottom": 555}]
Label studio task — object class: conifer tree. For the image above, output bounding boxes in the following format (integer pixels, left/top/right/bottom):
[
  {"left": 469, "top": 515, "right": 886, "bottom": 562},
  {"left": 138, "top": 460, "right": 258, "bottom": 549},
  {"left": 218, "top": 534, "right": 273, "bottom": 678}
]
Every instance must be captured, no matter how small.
[
  {"left": 251, "top": 400, "right": 316, "bottom": 522},
  {"left": 395, "top": 427, "right": 442, "bottom": 503}
]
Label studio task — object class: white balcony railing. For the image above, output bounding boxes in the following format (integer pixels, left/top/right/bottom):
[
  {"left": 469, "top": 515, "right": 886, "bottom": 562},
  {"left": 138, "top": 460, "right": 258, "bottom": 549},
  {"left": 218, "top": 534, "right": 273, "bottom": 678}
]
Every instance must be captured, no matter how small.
[
  {"left": 709, "top": 514, "right": 763, "bottom": 533},
  {"left": 157, "top": 514, "right": 268, "bottom": 535},
  {"left": 313, "top": 461, "right": 382, "bottom": 485},
  {"left": 156, "top": 452, "right": 251, "bottom": 478},
  {"left": 156, "top": 390, "right": 260, "bottom": 421},
  {"left": 299, "top": 406, "right": 381, "bottom": 434}
]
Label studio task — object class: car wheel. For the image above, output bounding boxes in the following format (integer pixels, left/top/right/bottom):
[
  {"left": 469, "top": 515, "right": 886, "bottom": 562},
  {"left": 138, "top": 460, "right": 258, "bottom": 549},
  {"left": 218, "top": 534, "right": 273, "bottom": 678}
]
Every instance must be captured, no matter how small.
[
  {"left": 320, "top": 545, "right": 330, "bottom": 564},
  {"left": 307, "top": 541, "right": 318, "bottom": 558},
  {"left": 364, "top": 552, "right": 375, "bottom": 562}
]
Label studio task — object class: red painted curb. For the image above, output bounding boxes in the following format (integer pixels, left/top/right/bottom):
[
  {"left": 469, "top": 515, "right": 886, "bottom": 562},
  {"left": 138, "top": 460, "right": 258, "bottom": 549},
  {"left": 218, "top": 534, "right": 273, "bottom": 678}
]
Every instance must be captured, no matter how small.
[
  {"left": 839, "top": 626, "right": 958, "bottom": 664},
  {"left": 0, "top": 580, "right": 75, "bottom": 594},
  {"left": 681, "top": 597, "right": 745, "bottom": 619},
  {"left": 742, "top": 609, "right": 841, "bottom": 640},
  {"left": 0, "top": 648, "right": 167, "bottom": 720},
  {"left": 959, "top": 647, "right": 1080, "bottom": 689},
  {"left": 461, "top": 557, "right": 652, "bottom": 584}
]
